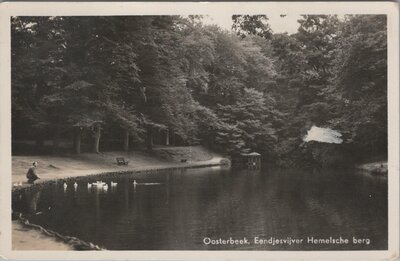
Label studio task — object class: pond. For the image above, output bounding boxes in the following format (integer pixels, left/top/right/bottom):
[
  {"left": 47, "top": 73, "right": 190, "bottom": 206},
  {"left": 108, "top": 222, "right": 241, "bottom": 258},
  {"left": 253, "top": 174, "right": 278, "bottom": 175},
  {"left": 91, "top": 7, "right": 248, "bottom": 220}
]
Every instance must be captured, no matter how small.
[{"left": 12, "top": 167, "right": 387, "bottom": 250}]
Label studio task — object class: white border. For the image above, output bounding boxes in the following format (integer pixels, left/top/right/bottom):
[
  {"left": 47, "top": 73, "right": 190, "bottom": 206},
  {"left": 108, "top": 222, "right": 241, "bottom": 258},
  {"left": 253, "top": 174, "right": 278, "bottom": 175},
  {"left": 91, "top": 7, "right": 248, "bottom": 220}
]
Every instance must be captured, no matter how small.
[{"left": 0, "top": 2, "right": 398, "bottom": 260}]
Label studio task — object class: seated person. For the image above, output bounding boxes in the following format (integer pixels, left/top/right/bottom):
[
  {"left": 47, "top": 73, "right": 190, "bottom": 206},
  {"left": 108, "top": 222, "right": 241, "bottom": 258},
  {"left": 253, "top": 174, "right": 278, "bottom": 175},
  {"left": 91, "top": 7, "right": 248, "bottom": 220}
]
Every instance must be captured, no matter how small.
[{"left": 26, "top": 161, "right": 40, "bottom": 184}]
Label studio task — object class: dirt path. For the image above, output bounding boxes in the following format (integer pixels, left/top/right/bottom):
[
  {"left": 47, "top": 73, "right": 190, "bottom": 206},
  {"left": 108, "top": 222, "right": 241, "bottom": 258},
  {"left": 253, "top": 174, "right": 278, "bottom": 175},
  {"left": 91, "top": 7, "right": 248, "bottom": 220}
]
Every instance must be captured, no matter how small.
[{"left": 12, "top": 221, "right": 74, "bottom": 250}]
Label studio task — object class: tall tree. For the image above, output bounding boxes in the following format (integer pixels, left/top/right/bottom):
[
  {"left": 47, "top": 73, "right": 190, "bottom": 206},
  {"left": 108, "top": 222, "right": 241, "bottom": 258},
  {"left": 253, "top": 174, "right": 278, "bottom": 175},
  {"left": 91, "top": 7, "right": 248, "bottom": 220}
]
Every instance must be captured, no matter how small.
[
  {"left": 329, "top": 15, "right": 387, "bottom": 157},
  {"left": 232, "top": 15, "right": 273, "bottom": 39},
  {"left": 215, "top": 88, "right": 277, "bottom": 156}
]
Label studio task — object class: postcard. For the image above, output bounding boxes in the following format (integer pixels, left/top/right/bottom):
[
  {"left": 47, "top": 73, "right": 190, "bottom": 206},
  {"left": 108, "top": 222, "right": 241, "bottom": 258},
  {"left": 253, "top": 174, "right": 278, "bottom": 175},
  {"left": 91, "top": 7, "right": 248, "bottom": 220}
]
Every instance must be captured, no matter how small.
[{"left": 0, "top": 1, "right": 398, "bottom": 260}]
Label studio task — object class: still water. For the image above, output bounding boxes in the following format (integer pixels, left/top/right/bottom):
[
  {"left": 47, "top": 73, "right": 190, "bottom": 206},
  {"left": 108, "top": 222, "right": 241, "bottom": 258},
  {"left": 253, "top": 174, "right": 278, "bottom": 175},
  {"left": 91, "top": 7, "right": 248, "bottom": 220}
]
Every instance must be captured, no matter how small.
[{"left": 12, "top": 167, "right": 387, "bottom": 250}]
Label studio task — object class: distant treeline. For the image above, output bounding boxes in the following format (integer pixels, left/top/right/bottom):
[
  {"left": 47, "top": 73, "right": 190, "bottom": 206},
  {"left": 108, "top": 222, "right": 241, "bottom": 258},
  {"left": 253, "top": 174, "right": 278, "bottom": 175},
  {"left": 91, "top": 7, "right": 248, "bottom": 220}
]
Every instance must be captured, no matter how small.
[{"left": 11, "top": 15, "right": 387, "bottom": 164}]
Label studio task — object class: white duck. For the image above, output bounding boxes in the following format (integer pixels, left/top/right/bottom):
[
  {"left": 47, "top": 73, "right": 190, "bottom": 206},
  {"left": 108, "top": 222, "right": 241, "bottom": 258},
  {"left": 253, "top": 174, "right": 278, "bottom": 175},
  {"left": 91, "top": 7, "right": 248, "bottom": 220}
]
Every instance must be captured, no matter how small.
[
  {"left": 63, "top": 182, "right": 68, "bottom": 189},
  {"left": 87, "top": 183, "right": 92, "bottom": 189},
  {"left": 93, "top": 181, "right": 104, "bottom": 186},
  {"left": 111, "top": 181, "right": 117, "bottom": 186},
  {"left": 73, "top": 182, "right": 78, "bottom": 188},
  {"left": 133, "top": 180, "right": 138, "bottom": 186},
  {"left": 103, "top": 183, "right": 109, "bottom": 191}
]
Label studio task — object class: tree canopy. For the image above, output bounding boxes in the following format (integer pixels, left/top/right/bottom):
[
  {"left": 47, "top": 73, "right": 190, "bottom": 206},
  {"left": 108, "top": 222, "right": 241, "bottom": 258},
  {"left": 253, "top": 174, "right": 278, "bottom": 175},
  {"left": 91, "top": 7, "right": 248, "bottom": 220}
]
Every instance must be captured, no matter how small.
[{"left": 11, "top": 15, "right": 387, "bottom": 165}]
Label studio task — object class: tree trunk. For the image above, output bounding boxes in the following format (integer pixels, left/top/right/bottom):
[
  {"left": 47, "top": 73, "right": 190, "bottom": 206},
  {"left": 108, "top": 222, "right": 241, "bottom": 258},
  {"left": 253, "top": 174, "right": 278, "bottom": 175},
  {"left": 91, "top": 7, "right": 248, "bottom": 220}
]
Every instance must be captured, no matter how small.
[
  {"left": 146, "top": 126, "right": 153, "bottom": 150},
  {"left": 165, "top": 129, "right": 170, "bottom": 146},
  {"left": 74, "top": 128, "right": 82, "bottom": 154},
  {"left": 171, "top": 130, "right": 176, "bottom": 146},
  {"left": 93, "top": 125, "right": 101, "bottom": 153},
  {"left": 123, "top": 129, "right": 130, "bottom": 151}
]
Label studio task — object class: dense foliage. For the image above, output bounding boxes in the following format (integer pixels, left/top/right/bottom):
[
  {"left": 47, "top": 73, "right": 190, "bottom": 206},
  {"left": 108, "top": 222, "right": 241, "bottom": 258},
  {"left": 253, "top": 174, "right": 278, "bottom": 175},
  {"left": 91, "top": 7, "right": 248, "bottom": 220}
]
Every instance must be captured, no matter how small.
[{"left": 11, "top": 15, "right": 387, "bottom": 165}]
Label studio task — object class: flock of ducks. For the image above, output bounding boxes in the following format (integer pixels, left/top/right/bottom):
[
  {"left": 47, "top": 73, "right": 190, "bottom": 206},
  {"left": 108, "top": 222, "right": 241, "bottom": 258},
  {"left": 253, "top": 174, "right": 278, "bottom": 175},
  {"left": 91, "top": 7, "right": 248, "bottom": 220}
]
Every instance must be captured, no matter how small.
[
  {"left": 15, "top": 179, "right": 160, "bottom": 190},
  {"left": 63, "top": 181, "right": 113, "bottom": 191},
  {"left": 62, "top": 179, "right": 144, "bottom": 191}
]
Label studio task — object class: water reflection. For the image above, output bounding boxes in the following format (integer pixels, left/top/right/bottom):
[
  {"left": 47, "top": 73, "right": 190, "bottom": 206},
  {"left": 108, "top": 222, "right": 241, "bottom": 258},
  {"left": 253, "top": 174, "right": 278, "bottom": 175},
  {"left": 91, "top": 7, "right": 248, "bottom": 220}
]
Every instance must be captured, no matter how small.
[
  {"left": 13, "top": 167, "right": 387, "bottom": 250},
  {"left": 27, "top": 190, "right": 41, "bottom": 214}
]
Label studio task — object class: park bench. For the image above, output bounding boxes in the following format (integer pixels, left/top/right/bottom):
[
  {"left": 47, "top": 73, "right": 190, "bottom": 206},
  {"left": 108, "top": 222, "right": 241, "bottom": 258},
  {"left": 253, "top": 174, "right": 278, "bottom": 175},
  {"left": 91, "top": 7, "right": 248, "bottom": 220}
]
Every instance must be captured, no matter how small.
[{"left": 116, "top": 157, "right": 129, "bottom": 165}]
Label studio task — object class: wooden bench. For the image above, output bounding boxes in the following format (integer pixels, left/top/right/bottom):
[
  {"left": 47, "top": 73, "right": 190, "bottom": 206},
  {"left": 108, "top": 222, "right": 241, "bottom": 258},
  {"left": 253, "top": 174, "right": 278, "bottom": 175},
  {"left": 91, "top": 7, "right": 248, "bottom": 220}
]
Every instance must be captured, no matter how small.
[{"left": 116, "top": 157, "right": 129, "bottom": 165}]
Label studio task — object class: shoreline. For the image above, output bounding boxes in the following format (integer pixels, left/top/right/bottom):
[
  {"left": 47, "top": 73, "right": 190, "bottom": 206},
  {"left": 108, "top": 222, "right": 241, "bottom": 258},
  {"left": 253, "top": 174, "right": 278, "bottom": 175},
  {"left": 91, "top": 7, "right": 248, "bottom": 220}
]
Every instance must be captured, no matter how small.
[
  {"left": 356, "top": 161, "right": 388, "bottom": 176},
  {"left": 12, "top": 158, "right": 223, "bottom": 193},
  {"left": 12, "top": 147, "right": 222, "bottom": 185},
  {"left": 12, "top": 148, "right": 224, "bottom": 250},
  {"left": 12, "top": 220, "right": 74, "bottom": 251},
  {"left": 11, "top": 150, "right": 385, "bottom": 251},
  {"left": 12, "top": 158, "right": 223, "bottom": 250}
]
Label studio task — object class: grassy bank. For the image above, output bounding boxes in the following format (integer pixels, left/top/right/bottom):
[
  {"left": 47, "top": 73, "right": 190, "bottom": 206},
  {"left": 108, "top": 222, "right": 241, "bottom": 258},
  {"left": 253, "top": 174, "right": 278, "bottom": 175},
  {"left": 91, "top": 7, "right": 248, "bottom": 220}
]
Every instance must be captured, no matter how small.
[{"left": 12, "top": 146, "right": 222, "bottom": 186}]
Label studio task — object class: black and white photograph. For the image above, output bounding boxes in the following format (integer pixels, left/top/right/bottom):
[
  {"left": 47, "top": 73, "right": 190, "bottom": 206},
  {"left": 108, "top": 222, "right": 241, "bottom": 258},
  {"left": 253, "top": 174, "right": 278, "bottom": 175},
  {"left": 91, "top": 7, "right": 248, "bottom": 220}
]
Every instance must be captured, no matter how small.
[{"left": 0, "top": 1, "right": 398, "bottom": 260}]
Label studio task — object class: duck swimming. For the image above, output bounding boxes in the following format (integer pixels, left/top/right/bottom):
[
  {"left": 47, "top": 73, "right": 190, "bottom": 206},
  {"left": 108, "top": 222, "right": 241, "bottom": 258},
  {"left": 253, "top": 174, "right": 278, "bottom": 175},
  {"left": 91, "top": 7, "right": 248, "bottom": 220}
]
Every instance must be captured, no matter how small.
[{"left": 93, "top": 181, "right": 105, "bottom": 186}]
